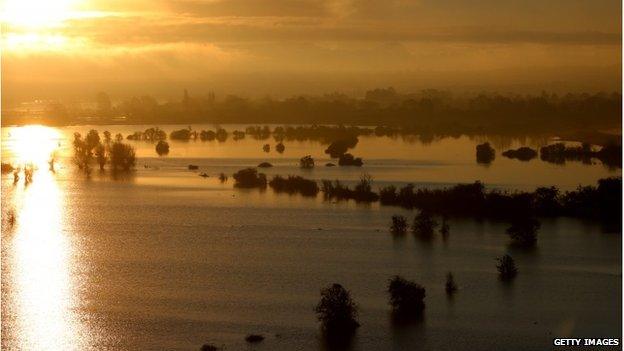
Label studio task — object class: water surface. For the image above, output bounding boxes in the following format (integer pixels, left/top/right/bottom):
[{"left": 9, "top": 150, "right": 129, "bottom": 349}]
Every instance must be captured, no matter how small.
[{"left": 1, "top": 125, "right": 621, "bottom": 350}]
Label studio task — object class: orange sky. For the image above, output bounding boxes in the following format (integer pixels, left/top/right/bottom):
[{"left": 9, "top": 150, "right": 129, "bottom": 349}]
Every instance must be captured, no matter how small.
[{"left": 1, "top": 0, "right": 621, "bottom": 101}]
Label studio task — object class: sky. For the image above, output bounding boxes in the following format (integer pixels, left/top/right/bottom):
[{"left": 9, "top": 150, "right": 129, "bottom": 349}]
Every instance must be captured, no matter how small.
[{"left": 1, "top": 0, "right": 622, "bottom": 102}]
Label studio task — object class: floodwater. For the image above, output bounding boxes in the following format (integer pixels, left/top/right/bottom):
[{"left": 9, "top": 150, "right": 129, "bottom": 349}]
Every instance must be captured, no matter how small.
[{"left": 1, "top": 124, "right": 621, "bottom": 350}]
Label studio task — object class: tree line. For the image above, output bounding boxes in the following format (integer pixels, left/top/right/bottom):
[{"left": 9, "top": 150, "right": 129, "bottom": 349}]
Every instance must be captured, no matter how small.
[{"left": 10, "top": 88, "right": 621, "bottom": 135}]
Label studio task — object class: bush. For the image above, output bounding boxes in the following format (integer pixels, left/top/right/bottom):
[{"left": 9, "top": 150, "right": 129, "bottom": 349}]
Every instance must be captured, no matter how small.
[
  {"left": 502, "top": 147, "right": 537, "bottom": 161},
  {"left": 200, "top": 130, "right": 216, "bottom": 141},
  {"left": 170, "top": 128, "right": 192, "bottom": 140},
  {"left": 216, "top": 128, "right": 228, "bottom": 142},
  {"left": 412, "top": 211, "right": 438, "bottom": 237},
  {"left": 506, "top": 216, "right": 540, "bottom": 247},
  {"left": 143, "top": 127, "right": 167, "bottom": 141},
  {"left": 496, "top": 254, "right": 517, "bottom": 280},
  {"left": 109, "top": 141, "right": 136, "bottom": 171},
  {"left": 155, "top": 140, "right": 170, "bottom": 155},
  {"left": 321, "top": 176, "right": 379, "bottom": 202},
  {"left": 476, "top": 142, "right": 495, "bottom": 164},
  {"left": 269, "top": 175, "right": 319, "bottom": 196},
  {"left": 276, "top": 142, "right": 285, "bottom": 153},
  {"left": 257, "top": 162, "right": 273, "bottom": 168},
  {"left": 390, "top": 215, "right": 408, "bottom": 234},
  {"left": 263, "top": 144, "right": 270, "bottom": 152},
  {"left": 338, "top": 153, "right": 363, "bottom": 166},
  {"left": 233, "top": 168, "right": 267, "bottom": 188},
  {"left": 388, "top": 276, "right": 426, "bottom": 315},
  {"left": 379, "top": 185, "right": 398, "bottom": 204},
  {"left": 300, "top": 155, "right": 315, "bottom": 169},
  {"left": 325, "top": 137, "right": 358, "bottom": 158},
  {"left": 314, "top": 283, "right": 360, "bottom": 333}
]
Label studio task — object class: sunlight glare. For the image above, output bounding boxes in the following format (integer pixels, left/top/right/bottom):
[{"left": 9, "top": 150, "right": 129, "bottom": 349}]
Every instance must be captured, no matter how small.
[
  {"left": 7, "top": 125, "right": 62, "bottom": 169},
  {"left": 1, "top": 0, "right": 80, "bottom": 28},
  {"left": 7, "top": 171, "right": 89, "bottom": 349}
]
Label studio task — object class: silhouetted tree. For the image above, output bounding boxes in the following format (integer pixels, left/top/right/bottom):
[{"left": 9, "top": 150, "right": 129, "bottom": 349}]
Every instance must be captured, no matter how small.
[
  {"left": 94, "top": 143, "right": 107, "bottom": 170},
  {"left": 412, "top": 211, "right": 438, "bottom": 238},
  {"left": 276, "top": 142, "right": 285, "bottom": 153},
  {"left": 390, "top": 215, "right": 408, "bottom": 234},
  {"left": 155, "top": 140, "right": 170, "bottom": 156},
  {"left": 506, "top": 216, "right": 540, "bottom": 247},
  {"left": 497, "top": 254, "right": 518, "bottom": 281},
  {"left": 103, "top": 130, "right": 112, "bottom": 144},
  {"left": 338, "top": 153, "right": 363, "bottom": 166},
  {"left": 388, "top": 276, "right": 426, "bottom": 317},
  {"left": 109, "top": 141, "right": 136, "bottom": 171},
  {"left": 233, "top": 168, "right": 267, "bottom": 188},
  {"left": 72, "top": 132, "right": 92, "bottom": 170},
  {"left": 502, "top": 147, "right": 537, "bottom": 161},
  {"left": 85, "top": 130, "right": 101, "bottom": 150},
  {"left": 269, "top": 175, "right": 319, "bottom": 196},
  {"left": 263, "top": 144, "right": 270, "bottom": 152},
  {"left": 170, "top": 128, "right": 192, "bottom": 140},
  {"left": 216, "top": 128, "right": 228, "bottom": 142},
  {"left": 200, "top": 130, "right": 216, "bottom": 141},
  {"left": 325, "top": 137, "right": 359, "bottom": 158},
  {"left": 476, "top": 142, "right": 495, "bottom": 164},
  {"left": 315, "top": 283, "right": 360, "bottom": 334}
]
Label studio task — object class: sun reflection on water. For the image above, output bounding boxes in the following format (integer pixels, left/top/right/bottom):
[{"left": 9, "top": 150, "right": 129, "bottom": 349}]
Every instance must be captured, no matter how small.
[
  {"left": 3, "top": 125, "right": 63, "bottom": 170},
  {"left": 3, "top": 166, "right": 89, "bottom": 349}
]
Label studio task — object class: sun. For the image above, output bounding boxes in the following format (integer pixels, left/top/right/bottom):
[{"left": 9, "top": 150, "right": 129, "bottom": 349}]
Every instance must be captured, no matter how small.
[{"left": 1, "top": 0, "right": 79, "bottom": 28}]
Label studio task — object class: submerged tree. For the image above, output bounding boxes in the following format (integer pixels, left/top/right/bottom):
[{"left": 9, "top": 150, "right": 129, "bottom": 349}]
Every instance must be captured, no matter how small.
[
  {"left": 388, "top": 276, "right": 426, "bottom": 317},
  {"left": 72, "top": 132, "right": 93, "bottom": 171},
  {"left": 276, "top": 142, "right": 285, "bottom": 153},
  {"left": 232, "top": 168, "right": 267, "bottom": 188},
  {"left": 110, "top": 141, "right": 136, "bottom": 171},
  {"left": 390, "top": 215, "right": 408, "bottom": 234},
  {"left": 314, "top": 283, "right": 360, "bottom": 334},
  {"left": 506, "top": 216, "right": 540, "bottom": 247},
  {"left": 412, "top": 211, "right": 438, "bottom": 238},
  {"left": 496, "top": 254, "right": 518, "bottom": 281},
  {"left": 94, "top": 143, "right": 107, "bottom": 170},
  {"left": 156, "top": 140, "right": 170, "bottom": 156},
  {"left": 476, "top": 142, "right": 495, "bottom": 164}
]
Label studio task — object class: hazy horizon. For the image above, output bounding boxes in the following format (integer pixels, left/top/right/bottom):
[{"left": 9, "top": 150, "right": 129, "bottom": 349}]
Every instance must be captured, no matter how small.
[{"left": 1, "top": 0, "right": 622, "bottom": 103}]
